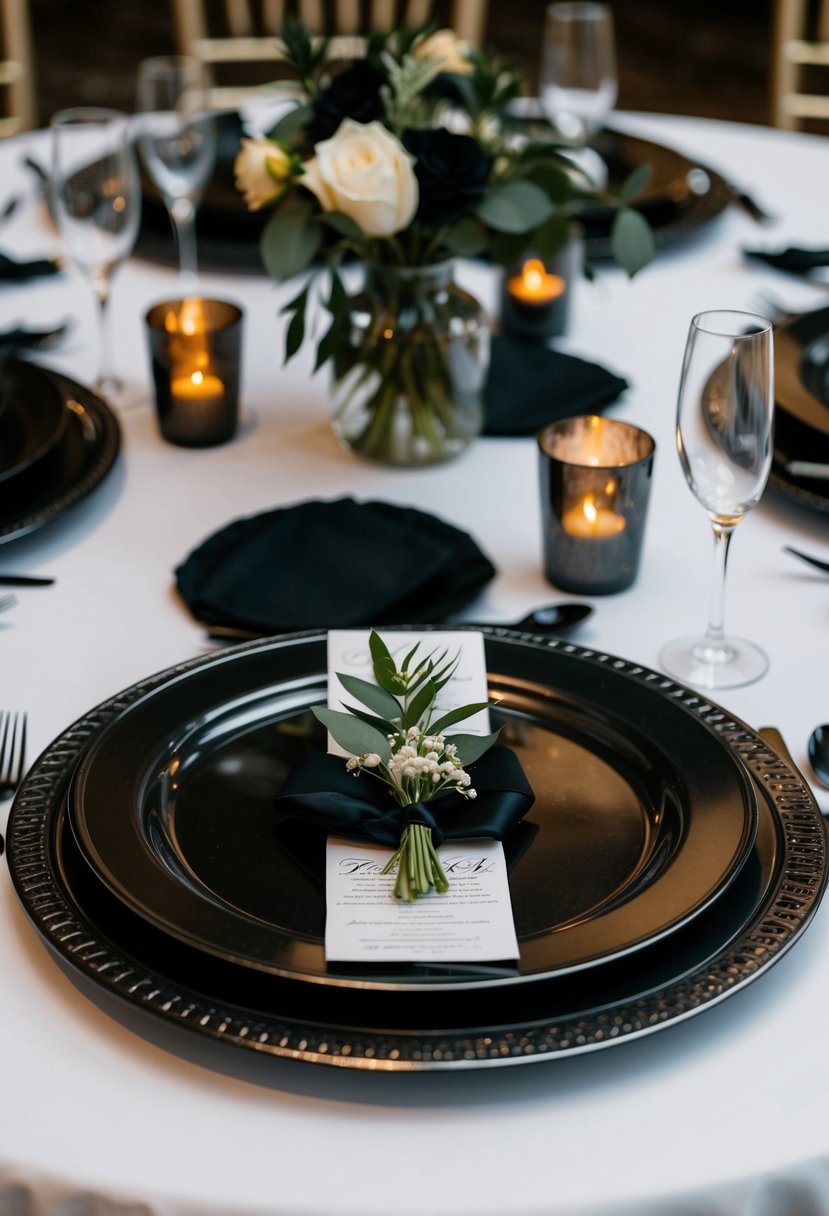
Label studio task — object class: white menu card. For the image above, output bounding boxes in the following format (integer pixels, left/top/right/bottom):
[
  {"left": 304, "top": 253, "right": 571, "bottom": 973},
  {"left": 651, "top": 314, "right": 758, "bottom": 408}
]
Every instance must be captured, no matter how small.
[{"left": 323, "top": 630, "right": 520, "bottom": 964}]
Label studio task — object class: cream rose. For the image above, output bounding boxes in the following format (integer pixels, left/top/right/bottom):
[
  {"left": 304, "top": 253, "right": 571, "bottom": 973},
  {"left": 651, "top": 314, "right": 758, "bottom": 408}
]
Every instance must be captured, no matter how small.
[
  {"left": 301, "top": 119, "right": 418, "bottom": 238},
  {"left": 234, "top": 137, "right": 293, "bottom": 211},
  {"left": 413, "top": 29, "right": 473, "bottom": 75}
]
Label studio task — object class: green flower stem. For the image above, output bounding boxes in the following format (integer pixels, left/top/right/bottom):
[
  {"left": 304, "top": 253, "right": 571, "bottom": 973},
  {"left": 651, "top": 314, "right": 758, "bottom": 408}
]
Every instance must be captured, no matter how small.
[{"left": 382, "top": 824, "right": 449, "bottom": 902}]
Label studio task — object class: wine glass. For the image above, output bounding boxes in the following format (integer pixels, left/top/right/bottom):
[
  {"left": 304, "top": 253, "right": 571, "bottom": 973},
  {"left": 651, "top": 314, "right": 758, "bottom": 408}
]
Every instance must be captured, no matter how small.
[
  {"left": 660, "top": 310, "right": 774, "bottom": 690},
  {"left": 135, "top": 55, "right": 216, "bottom": 287},
  {"left": 50, "top": 107, "right": 141, "bottom": 400},
  {"left": 540, "top": 2, "right": 618, "bottom": 142}
]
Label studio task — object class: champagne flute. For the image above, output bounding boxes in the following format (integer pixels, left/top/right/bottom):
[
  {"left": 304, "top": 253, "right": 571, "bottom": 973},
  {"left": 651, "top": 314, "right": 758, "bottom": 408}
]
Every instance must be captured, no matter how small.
[
  {"left": 540, "top": 2, "right": 618, "bottom": 142},
  {"left": 135, "top": 55, "right": 216, "bottom": 287},
  {"left": 660, "top": 310, "right": 774, "bottom": 690},
  {"left": 50, "top": 107, "right": 141, "bottom": 400}
]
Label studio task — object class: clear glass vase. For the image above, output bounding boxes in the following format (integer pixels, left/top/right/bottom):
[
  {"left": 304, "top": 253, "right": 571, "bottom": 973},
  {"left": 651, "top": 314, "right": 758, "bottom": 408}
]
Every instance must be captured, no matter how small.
[{"left": 331, "top": 261, "right": 489, "bottom": 466}]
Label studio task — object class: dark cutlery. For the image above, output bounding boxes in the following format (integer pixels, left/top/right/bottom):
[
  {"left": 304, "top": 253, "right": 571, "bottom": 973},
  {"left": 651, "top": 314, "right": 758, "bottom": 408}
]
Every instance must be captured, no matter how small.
[
  {"left": 205, "top": 602, "right": 594, "bottom": 643},
  {"left": 783, "top": 545, "right": 829, "bottom": 575},
  {"left": 0, "top": 574, "right": 55, "bottom": 586}
]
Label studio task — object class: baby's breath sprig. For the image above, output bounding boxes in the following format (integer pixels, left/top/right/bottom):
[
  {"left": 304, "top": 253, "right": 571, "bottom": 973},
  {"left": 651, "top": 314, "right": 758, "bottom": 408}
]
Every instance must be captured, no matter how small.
[{"left": 313, "top": 630, "right": 499, "bottom": 901}]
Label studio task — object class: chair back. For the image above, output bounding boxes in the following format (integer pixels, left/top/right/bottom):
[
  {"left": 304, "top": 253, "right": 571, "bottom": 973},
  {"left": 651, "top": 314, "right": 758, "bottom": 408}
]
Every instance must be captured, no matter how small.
[
  {"left": 172, "top": 0, "right": 488, "bottom": 110},
  {"left": 771, "top": 0, "right": 829, "bottom": 128},
  {"left": 0, "top": 0, "right": 35, "bottom": 136}
]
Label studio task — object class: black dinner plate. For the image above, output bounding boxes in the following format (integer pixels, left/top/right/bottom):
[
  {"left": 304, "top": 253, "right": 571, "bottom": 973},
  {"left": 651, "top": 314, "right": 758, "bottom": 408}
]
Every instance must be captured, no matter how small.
[
  {"left": 0, "top": 366, "right": 120, "bottom": 545},
  {"left": 134, "top": 114, "right": 732, "bottom": 272},
  {"left": 6, "top": 636, "right": 825, "bottom": 1070},
  {"left": 66, "top": 632, "right": 757, "bottom": 991},
  {"left": 766, "top": 306, "right": 829, "bottom": 514},
  {"left": 0, "top": 359, "right": 68, "bottom": 493}
]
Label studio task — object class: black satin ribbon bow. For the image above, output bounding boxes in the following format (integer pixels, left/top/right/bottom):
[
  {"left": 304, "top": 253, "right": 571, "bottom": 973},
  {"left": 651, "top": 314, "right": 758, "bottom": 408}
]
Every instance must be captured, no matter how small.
[{"left": 273, "top": 746, "right": 534, "bottom": 847}]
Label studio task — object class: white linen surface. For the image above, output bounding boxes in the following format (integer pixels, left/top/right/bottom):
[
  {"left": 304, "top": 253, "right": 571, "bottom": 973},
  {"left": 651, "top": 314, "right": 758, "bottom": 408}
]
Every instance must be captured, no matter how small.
[{"left": 1, "top": 114, "right": 829, "bottom": 1216}]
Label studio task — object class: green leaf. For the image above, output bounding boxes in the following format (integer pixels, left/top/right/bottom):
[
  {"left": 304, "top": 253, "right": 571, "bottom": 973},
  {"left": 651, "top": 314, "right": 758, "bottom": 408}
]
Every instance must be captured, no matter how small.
[
  {"left": 518, "top": 159, "right": 574, "bottom": 206},
  {"left": 404, "top": 679, "right": 437, "bottom": 729},
  {"left": 260, "top": 201, "right": 322, "bottom": 280},
  {"left": 311, "top": 707, "right": 391, "bottom": 760},
  {"left": 313, "top": 315, "right": 339, "bottom": 372},
  {"left": 445, "top": 729, "right": 501, "bottom": 765},
  {"left": 619, "top": 161, "right": 652, "bottom": 204},
  {"left": 442, "top": 216, "right": 489, "bottom": 257},
  {"left": 429, "top": 701, "right": 492, "bottom": 734},
  {"left": 610, "top": 207, "right": 655, "bottom": 277},
  {"left": 340, "top": 702, "right": 399, "bottom": 737},
  {"left": 320, "top": 210, "right": 366, "bottom": 242},
  {"left": 284, "top": 304, "right": 306, "bottom": 361},
  {"left": 373, "top": 656, "right": 406, "bottom": 695},
  {"left": 326, "top": 267, "right": 347, "bottom": 316},
  {"left": 530, "top": 214, "right": 572, "bottom": 264},
  {"left": 268, "top": 101, "right": 313, "bottom": 143},
  {"left": 476, "top": 180, "right": 555, "bottom": 234},
  {"left": 337, "top": 673, "right": 401, "bottom": 721},
  {"left": 369, "top": 629, "right": 395, "bottom": 670}
]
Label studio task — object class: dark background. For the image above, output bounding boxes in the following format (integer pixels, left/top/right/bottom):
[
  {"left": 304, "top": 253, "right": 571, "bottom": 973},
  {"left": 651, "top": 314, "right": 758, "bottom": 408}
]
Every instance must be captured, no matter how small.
[{"left": 29, "top": 0, "right": 772, "bottom": 127}]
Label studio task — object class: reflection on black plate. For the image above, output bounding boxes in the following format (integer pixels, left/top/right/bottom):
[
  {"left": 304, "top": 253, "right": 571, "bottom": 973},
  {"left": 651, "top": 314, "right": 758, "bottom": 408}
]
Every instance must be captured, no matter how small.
[
  {"left": 67, "top": 633, "right": 758, "bottom": 990},
  {"left": 134, "top": 114, "right": 732, "bottom": 272},
  {"left": 0, "top": 368, "right": 120, "bottom": 545},
  {"left": 768, "top": 306, "right": 829, "bottom": 514},
  {"left": 7, "top": 635, "right": 826, "bottom": 1070},
  {"left": 0, "top": 359, "right": 67, "bottom": 489}
]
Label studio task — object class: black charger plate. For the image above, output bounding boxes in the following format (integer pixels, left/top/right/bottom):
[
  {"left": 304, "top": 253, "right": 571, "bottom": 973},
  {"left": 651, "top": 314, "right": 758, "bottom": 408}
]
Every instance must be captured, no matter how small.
[
  {"left": 6, "top": 635, "right": 825, "bottom": 1070},
  {"left": 0, "top": 368, "right": 120, "bottom": 545},
  {"left": 66, "top": 632, "right": 757, "bottom": 990},
  {"left": 767, "top": 306, "right": 829, "bottom": 514}
]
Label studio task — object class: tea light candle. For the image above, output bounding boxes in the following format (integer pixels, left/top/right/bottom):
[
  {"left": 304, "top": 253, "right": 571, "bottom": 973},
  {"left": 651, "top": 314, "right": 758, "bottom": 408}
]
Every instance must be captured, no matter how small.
[
  {"left": 537, "top": 416, "right": 656, "bottom": 595},
  {"left": 562, "top": 494, "right": 626, "bottom": 538},
  {"left": 501, "top": 257, "right": 570, "bottom": 340},
  {"left": 507, "top": 259, "right": 566, "bottom": 305},
  {"left": 171, "top": 367, "right": 225, "bottom": 406},
  {"left": 145, "top": 297, "right": 243, "bottom": 448}
]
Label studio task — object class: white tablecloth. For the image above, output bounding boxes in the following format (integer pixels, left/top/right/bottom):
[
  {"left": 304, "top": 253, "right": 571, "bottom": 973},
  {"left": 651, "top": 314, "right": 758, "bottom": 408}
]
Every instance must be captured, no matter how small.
[{"left": 1, "top": 112, "right": 829, "bottom": 1216}]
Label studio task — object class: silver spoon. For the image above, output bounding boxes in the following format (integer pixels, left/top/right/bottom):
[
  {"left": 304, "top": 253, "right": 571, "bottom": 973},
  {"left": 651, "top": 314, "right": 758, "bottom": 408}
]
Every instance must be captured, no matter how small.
[
  {"left": 808, "top": 725, "right": 829, "bottom": 788},
  {"left": 206, "top": 603, "right": 593, "bottom": 643}
]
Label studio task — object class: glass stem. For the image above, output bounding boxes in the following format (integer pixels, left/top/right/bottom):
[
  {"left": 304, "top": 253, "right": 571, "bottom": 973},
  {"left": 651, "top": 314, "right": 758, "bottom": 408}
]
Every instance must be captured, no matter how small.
[
  {"left": 170, "top": 197, "right": 198, "bottom": 290},
  {"left": 703, "top": 520, "right": 735, "bottom": 656},
  {"left": 91, "top": 270, "right": 121, "bottom": 395}
]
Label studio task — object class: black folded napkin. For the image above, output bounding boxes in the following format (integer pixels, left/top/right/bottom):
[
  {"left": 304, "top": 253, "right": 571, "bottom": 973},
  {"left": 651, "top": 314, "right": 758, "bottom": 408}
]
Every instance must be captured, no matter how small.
[
  {"left": 0, "top": 322, "right": 70, "bottom": 358},
  {"left": 0, "top": 251, "right": 61, "bottom": 283},
  {"left": 484, "top": 333, "right": 629, "bottom": 436},
  {"left": 175, "top": 497, "right": 497, "bottom": 633},
  {"left": 743, "top": 245, "right": 829, "bottom": 275}
]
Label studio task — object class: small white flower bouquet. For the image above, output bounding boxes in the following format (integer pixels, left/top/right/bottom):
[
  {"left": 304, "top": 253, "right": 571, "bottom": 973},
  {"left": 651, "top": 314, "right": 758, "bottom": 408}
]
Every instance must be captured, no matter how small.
[{"left": 314, "top": 630, "right": 499, "bottom": 901}]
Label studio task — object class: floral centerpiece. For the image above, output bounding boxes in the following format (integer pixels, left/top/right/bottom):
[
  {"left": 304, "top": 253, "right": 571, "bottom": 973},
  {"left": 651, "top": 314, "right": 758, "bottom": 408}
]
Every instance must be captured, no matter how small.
[{"left": 235, "top": 20, "right": 653, "bottom": 464}]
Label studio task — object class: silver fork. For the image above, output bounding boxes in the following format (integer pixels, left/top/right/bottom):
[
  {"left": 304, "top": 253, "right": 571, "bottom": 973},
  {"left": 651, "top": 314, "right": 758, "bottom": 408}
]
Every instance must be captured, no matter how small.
[
  {"left": 0, "top": 592, "right": 17, "bottom": 613},
  {"left": 0, "top": 710, "right": 26, "bottom": 800}
]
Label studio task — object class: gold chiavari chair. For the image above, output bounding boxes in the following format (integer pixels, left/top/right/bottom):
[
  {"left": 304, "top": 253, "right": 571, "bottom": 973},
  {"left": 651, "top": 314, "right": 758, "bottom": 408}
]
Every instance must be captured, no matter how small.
[
  {"left": 0, "top": 0, "right": 35, "bottom": 136},
  {"left": 771, "top": 0, "right": 829, "bottom": 129},
  {"left": 171, "top": 0, "right": 489, "bottom": 110}
]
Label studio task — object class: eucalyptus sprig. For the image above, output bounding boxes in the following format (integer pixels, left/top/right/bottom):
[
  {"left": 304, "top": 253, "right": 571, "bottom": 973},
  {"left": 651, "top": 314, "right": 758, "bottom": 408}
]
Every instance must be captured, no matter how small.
[{"left": 313, "top": 630, "right": 499, "bottom": 901}]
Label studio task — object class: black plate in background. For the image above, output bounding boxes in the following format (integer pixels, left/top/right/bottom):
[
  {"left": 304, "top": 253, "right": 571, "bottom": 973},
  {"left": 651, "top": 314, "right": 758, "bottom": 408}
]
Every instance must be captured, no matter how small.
[
  {"left": 134, "top": 114, "right": 732, "bottom": 272},
  {"left": 766, "top": 306, "right": 829, "bottom": 515},
  {"left": 0, "top": 367, "right": 120, "bottom": 545},
  {"left": 6, "top": 638, "right": 825, "bottom": 1070},
  {"left": 67, "top": 633, "right": 757, "bottom": 991},
  {"left": 0, "top": 359, "right": 67, "bottom": 490}
]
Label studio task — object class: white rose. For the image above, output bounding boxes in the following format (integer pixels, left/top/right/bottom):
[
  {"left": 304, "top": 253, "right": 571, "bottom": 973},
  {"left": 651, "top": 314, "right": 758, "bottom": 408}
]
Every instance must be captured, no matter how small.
[
  {"left": 301, "top": 119, "right": 418, "bottom": 238},
  {"left": 234, "top": 137, "right": 293, "bottom": 211},
  {"left": 413, "top": 29, "right": 473, "bottom": 75}
]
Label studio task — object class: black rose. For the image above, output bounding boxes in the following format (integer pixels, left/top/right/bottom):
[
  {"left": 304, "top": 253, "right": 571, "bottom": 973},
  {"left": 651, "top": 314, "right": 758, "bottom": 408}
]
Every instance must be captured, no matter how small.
[
  {"left": 403, "top": 129, "right": 493, "bottom": 226},
  {"left": 308, "top": 61, "right": 386, "bottom": 144}
]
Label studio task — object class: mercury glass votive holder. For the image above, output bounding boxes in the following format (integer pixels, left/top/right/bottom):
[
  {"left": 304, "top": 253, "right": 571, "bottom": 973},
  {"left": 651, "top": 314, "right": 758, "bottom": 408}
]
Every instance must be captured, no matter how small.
[
  {"left": 145, "top": 298, "right": 243, "bottom": 447},
  {"left": 500, "top": 241, "right": 581, "bottom": 342},
  {"left": 538, "top": 415, "right": 656, "bottom": 594}
]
